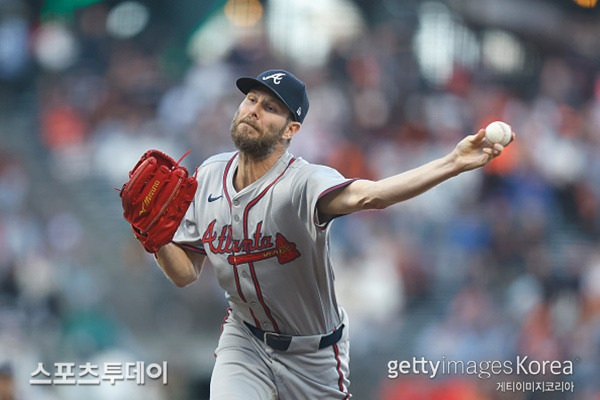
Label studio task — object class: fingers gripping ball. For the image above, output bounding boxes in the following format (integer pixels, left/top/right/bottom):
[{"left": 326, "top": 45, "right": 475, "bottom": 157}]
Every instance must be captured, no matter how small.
[
  {"left": 120, "top": 149, "right": 198, "bottom": 253},
  {"left": 485, "top": 121, "right": 512, "bottom": 146}
]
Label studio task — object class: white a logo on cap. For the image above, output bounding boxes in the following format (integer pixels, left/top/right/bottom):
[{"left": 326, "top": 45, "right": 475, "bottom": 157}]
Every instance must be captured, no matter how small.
[
  {"left": 297, "top": 107, "right": 302, "bottom": 116},
  {"left": 262, "top": 73, "right": 286, "bottom": 84}
]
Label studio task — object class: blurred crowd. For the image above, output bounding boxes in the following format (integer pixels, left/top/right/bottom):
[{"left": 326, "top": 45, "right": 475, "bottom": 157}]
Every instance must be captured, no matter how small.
[{"left": 1, "top": 1, "right": 600, "bottom": 399}]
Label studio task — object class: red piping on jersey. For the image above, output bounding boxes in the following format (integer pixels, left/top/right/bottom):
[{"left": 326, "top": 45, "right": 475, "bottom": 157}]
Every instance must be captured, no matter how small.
[
  {"left": 220, "top": 307, "right": 231, "bottom": 334},
  {"left": 232, "top": 264, "right": 247, "bottom": 301},
  {"left": 222, "top": 153, "right": 251, "bottom": 312},
  {"left": 222, "top": 153, "right": 237, "bottom": 211},
  {"left": 214, "top": 307, "right": 233, "bottom": 359},
  {"left": 333, "top": 343, "right": 350, "bottom": 399},
  {"left": 315, "top": 179, "right": 358, "bottom": 231},
  {"left": 248, "top": 307, "right": 260, "bottom": 327},
  {"left": 241, "top": 157, "right": 297, "bottom": 333}
]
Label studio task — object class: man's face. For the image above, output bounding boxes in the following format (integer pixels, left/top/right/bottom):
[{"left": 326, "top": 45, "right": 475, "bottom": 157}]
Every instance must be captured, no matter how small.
[{"left": 230, "top": 88, "right": 292, "bottom": 159}]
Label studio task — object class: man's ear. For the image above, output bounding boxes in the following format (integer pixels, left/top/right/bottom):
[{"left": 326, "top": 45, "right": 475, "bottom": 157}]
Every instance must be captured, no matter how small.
[{"left": 282, "top": 121, "right": 301, "bottom": 141}]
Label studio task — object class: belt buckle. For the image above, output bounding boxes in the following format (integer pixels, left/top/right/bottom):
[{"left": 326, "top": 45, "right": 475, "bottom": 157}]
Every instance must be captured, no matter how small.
[{"left": 264, "top": 332, "right": 292, "bottom": 351}]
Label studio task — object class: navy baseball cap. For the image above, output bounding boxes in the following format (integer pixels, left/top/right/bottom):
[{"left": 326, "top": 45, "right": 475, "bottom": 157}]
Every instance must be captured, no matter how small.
[{"left": 236, "top": 69, "right": 309, "bottom": 123}]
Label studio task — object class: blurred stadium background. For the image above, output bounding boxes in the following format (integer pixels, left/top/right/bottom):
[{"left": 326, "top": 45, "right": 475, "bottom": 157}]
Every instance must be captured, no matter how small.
[{"left": 1, "top": 0, "right": 600, "bottom": 399}]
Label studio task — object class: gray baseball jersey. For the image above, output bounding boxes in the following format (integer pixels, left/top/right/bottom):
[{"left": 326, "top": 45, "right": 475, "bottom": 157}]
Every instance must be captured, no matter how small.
[
  {"left": 173, "top": 150, "right": 355, "bottom": 336},
  {"left": 173, "top": 150, "right": 354, "bottom": 399}
]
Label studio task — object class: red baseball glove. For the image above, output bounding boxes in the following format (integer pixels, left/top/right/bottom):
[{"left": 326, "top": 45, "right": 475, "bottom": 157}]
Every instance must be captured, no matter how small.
[{"left": 119, "top": 149, "right": 198, "bottom": 253}]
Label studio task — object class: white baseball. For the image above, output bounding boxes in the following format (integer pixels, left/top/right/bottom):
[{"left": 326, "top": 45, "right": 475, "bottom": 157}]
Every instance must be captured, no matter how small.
[{"left": 484, "top": 121, "right": 512, "bottom": 146}]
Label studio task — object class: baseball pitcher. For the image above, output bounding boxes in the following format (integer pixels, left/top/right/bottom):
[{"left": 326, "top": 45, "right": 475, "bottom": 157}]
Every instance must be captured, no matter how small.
[{"left": 119, "top": 69, "right": 514, "bottom": 399}]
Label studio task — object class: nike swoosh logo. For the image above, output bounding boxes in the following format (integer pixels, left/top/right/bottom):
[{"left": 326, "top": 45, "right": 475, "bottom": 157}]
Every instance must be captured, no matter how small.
[{"left": 208, "top": 194, "right": 223, "bottom": 202}]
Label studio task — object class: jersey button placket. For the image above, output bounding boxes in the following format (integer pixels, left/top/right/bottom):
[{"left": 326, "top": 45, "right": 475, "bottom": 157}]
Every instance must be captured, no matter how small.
[
  {"left": 232, "top": 197, "right": 241, "bottom": 223},
  {"left": 232, "top": 196, "right": 254, "bottom": 320}
]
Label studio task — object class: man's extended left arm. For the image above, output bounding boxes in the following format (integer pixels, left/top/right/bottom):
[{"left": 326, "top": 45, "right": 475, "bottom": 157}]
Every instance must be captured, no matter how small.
[{"left": 318, "top": 129, "right": 514, "bottom": 216}]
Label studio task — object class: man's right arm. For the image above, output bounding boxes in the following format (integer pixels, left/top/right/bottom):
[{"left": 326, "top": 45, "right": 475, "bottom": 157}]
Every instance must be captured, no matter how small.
[{"left": 154, "top": 243, "right": 206, "bottom": 287}]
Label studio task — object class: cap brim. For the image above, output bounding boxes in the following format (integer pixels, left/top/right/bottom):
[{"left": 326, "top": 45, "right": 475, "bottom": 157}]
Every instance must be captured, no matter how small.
[{"left": 236, "top": 77, "right": 299, "bottom": 122}]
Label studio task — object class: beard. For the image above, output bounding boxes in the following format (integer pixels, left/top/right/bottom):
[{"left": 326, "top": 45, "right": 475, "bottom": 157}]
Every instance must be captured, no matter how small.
[{"left": 230, "top": 110, "right": 288, "bottom": 160}]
